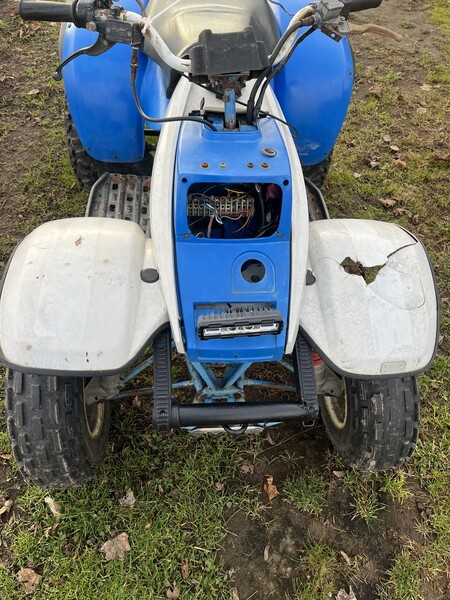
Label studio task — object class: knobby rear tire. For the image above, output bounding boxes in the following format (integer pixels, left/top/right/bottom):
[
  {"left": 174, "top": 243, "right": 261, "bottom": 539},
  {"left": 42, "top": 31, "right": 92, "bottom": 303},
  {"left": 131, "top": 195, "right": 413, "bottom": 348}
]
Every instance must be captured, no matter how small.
[
  {"left": 320, "top": 376, "right": 420, "bottom": 471},
  {"left": 5, "top": 370, "right": 110, "bottom": 489}
]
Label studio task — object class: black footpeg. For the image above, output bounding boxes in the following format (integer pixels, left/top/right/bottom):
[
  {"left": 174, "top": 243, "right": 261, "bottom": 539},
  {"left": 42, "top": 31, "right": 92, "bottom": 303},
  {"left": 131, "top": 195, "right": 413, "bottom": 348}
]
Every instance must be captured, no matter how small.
[
  {"left": 87, "top": 173, "right": 151, "bottom": 235},
  {"left": 293, "top": 332, "right": 319, "bottom": 425},
  {"left": 198, "top": 306, "right": 283, "bottom": 340}
]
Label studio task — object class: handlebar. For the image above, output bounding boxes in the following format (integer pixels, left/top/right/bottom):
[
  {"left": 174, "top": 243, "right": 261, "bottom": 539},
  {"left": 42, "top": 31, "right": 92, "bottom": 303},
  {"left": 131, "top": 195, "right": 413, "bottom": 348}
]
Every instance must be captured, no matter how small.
[
  {"left": 349, "top": 0, "right": 382, "bottom": 12},
  {"left": 19, "top": 0, "right": 78, "bottom": 23}
]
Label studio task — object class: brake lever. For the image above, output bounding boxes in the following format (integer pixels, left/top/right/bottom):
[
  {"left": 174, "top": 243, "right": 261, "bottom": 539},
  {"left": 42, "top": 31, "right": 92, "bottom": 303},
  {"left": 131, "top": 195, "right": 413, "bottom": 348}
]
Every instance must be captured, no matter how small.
[
  {"left": 347, "top": 22, "right": 402, "bottom": 42},
  {"left": 53, "top": 34, "right": 115, "bottom": 81}
]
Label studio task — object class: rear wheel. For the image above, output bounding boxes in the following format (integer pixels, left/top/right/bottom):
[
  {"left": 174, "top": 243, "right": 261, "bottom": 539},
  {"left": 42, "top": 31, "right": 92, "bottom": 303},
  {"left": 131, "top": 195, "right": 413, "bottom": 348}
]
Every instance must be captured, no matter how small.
[
  {"left": 320, "top": 376, "right": 420, "bottom": 471},
  {"left": 302, "top": 153, "right": 333, "bottom": 188},
  {"left": 5, "top": 370, "right": 110, "bottom": 488}
]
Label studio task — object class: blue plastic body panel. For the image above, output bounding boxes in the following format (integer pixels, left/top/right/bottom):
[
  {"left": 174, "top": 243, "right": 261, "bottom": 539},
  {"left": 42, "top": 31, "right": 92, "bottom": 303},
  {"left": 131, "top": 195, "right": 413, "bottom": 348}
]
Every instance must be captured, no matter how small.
[
  {"left": 272, "top": 0, "right": 354, "bottom": 165},
  {"left": 61, "top": 0, "right": 168, "bottom": 163},
  {"left": 174, "top": 119, "right": 292, "bottom": 363},
  {"left": 61, "top": 0, "right": 353, "bottom": 165}
]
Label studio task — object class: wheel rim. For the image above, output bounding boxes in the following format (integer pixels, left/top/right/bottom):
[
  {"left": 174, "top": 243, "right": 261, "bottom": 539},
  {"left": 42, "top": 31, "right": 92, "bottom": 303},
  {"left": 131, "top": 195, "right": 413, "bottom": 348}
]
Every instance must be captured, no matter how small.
[
  {"left": 324, "top": 387, "right": 348, "bottom": 430},
  {"left": 83, "top": 383, "right": 105, "bottom": 439}
]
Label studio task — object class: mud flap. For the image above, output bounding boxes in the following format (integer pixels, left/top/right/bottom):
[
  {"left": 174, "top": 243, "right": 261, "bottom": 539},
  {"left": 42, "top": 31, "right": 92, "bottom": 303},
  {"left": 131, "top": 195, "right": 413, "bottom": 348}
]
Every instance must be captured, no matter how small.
[{"left": 298, "top": 219, "right": 438, "bottom": 377}]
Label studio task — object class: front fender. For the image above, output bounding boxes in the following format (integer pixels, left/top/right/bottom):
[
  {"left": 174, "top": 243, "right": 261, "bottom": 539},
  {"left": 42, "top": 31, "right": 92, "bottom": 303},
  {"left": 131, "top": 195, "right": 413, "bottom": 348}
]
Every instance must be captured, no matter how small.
[
  {"left": 0, "top": 218, "right": 168, "bottom": 375},
  {"left": 299, "top": 219, "right": 438, "bottom": 377}
]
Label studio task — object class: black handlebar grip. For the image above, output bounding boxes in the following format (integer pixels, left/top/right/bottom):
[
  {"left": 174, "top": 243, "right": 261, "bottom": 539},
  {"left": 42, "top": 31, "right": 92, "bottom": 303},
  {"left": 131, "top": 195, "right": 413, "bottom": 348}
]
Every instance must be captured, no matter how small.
[
  {"left": 349, "top": 0, "right": 382, "bottom": 12},
  {"left": 19, "top": 0, "right": 76, "bottom": 22}
]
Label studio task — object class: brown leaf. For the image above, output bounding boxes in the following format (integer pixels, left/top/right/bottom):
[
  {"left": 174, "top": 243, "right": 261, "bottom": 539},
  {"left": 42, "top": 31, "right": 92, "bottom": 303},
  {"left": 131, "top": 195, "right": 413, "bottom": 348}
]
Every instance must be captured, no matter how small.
[
  {"left": 75, "top": 236, "right": 82, "bottom": 246},
  {"left": 100, "top": 532, "right": 131, "bottom": 561},
  {"left": 263, "top": 543, "right": 270, "bottom": 562},
  {"left": 421, "top": 83, "right": 432, "bottom": 92},
  {"left": 1, "top": 453, "right": 12, "bottom": 460},
  {"left": 166, "top": 585, "right": 180, "bottom": 598},
  {"left": 0, "top": 499, "right": 13, "bottom": 516},
  {"left": 17, "top": 568, "right": 41, "bottom": 595},
  {"left": 44, "top": 523, "right": 58, "bottom": 539},
  {"left": 265, "top": 432, "right": 276, "bottom": 446},
  {"left": 434, "top": 153, "right": 450, "bottom": 163},
  {"left": 181, "top": 557, "right": 189, "bottom": 580},
  {"left": 333, "top": 470, "right": 345, "bottom": 478},
  {"left": 368, "top": 85, "right": 382, "bottom": 98},
  {"left": 27, "top": 88, "right": 40, "bottom": 96},
  {"left": 44, "top": 496, "right": 62, "bottom": 517},
  {"left": 340, "top": 550, "right": 352, "bottom": 565},
  {"left": 214, "top": 481, "right": 224, "bottom": 491},
  {"left": 240, "top": 459, "right": 254, "bottom": 474},
  {"left": 369, "top": 160, "right": 380, "bottom": 169},
  {"left": 353, "top": 172, "right": 362, "bottom": 179},
  {"left": 389, "top": 145, "right": 400, "bottom": 152},
  {"left": 416, "top": 107, "right": 427, "bottom": 114},
  {"left": 232, "top": 588, "right": 240, "bottom": 600},
  {"left": 382, "top": 134, "right": 392, "bottom": 143},
  {"left": 394, "top": 159, "right": 407, "bottom": 169},
  {"left": 410, "top": 213, "right": 420, "bottom": 225},
  {"left": 264, "top": 475, "right": 279, "bottom": 501},
  {"left": 379, "top": 198, "right": 397, "bottom": 208},
  {"left": 119, "top": 488, "right": 136, "bottom": 508},
  {"left": 393, "top": 207, "right": 408, "bottom": 217},
  {"left": 336, "top": 588, "right": 358, "bottom": 600}
]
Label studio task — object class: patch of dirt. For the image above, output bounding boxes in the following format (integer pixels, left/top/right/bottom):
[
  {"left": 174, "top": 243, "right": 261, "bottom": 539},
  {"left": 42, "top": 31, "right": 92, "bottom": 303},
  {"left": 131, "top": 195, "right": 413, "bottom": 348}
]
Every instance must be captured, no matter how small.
[{"left": 222, "top": 424, "right": 433, "bottom": 599}]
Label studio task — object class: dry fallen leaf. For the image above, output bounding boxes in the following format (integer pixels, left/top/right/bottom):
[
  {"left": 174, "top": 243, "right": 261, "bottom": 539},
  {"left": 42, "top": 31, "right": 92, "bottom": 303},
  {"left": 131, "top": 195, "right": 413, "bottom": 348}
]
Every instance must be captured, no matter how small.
[
  {"left": 17, "top": 568, "right": 41, "bottom": 595},
  {"left": 333, "top": 470, "right": 345, "bottom": 479},
  {"left": 353, "top": 172, "right": 362, "bottom": 179},
  {"left": 0, "top": 499, "right": 13, "bottom": 516},
  {"left": 382, "top": 134, "right": 392, "bottom": 143},
  {"left": 240, "top": 459, "right": 254, "bottom": 474},
  {"left": 336, "top": 587, "right": 358, "bottom": 600},
  {"left": 27, "top": 88, "right": 40, "bottom": 95},
  {"left": 421, "top": 83, "right": 432, "bottom": 91},
  {"left": 119, "top": 488, "right": 136, "bottom": 508},
  {"left": 389, "top": 145, "right": 400, "bottom": 152},
  {"left": 394, "top": 159, "right": 407, "bottom": 169},
  {"left": 265, "top": 432, "right": 276, "bottom": 446},
  {"left": 44, "top": 523, "right": 59, "bottom": 538},
  {"left": 368, "top": 85, "right": 382, "bottom": 98},
  {"left": 379, "top": 198, "right": 397, "bottom": 208},
  {"left": 393, "top": 207, "right": 408, "bottom": 217},
  {"left": 263, "top": 543, "right": 270, "bottom": 562},
  {"left": 166, "top": 585, "right": 180, "bottom": 598},
  {"left": 100, "top": 532, "right": 131, "bottom": 561},
  {"left": 181, "top": 557, "right": 189, "bottom": 580},
  {"left": 44, "top": 496, "right": 62, "bottom": 518},
  {"left": 340, "top": 550, "right": 352, "bottom": 565},
  {"left": 410, "top": 213, "right": 420, "bottom": 225},
  {"left": 416, "top": 107, "right": 427, "bottom": 114},
  {"left": 264, "top": 475, "right": 279, "bottom": 501},
  {"left": 232, "top": 587, "right": 240, "bottom": 600},
  {"left": 369, "top": 160, "right": 380, "bottom": 169},
  {"left": 214, "top": 481, "right": 224, "bottom": 491},
  {"left": 0, "top": 453, "right": 12, "bottom": 460},
  {"left": 434, "top": 153, "right": 450, "bottom": 163}
]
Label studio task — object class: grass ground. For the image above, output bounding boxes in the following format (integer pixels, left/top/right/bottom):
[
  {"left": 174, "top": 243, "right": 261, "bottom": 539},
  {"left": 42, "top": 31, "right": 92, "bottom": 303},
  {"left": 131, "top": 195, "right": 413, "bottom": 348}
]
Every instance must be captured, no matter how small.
[{"left": 0, "top": 1, "right": 449, "bottom": 598}]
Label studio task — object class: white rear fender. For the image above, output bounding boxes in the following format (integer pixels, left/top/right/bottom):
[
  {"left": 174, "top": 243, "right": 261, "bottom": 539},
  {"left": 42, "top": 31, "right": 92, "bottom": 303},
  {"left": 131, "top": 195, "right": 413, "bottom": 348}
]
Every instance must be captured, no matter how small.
[
  {"left": 0, "top": 218, "right": 168, "bottom": 374},
  {"left": 299, "top": 219, "right": 438, "bottom": 377}
]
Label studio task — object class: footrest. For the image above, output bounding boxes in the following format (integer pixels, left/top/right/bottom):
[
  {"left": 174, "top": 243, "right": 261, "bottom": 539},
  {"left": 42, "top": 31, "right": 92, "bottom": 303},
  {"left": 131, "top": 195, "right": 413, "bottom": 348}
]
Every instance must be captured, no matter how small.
[
  {"left": 87, "top": 173, "right": 151, "bottom": 235},
  {"left": 198, "top": 306, "right": 283, "bottom": 340}
]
